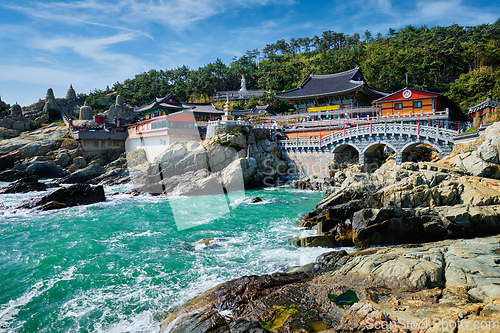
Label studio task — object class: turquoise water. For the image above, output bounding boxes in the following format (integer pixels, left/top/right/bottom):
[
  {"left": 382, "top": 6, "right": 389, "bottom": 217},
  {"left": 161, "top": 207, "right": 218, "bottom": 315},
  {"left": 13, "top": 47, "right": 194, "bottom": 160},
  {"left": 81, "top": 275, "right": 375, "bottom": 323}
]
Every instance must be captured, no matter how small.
[{"left": 0, "top": 184, "right": 336, "bottom": 332}]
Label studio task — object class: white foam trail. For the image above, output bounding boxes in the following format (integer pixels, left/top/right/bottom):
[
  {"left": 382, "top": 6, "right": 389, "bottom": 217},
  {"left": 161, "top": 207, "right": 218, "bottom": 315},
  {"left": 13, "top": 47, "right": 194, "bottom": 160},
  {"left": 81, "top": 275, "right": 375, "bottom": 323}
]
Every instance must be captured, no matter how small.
[{"left": 0, "top": 267, "right": 76, "bottom": 330}]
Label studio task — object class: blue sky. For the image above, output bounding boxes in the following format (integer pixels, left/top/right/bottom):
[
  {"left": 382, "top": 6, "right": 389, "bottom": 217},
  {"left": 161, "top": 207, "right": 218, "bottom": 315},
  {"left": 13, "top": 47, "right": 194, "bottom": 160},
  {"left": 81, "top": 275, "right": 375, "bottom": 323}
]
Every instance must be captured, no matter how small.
[{"left": 0, "top": 0, "right": 499, "bottom": 107}]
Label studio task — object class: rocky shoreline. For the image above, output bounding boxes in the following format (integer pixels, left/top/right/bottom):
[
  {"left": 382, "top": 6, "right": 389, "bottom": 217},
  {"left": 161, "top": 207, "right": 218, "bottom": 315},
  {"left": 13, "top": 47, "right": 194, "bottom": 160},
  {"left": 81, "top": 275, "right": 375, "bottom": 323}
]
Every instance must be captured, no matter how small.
[
  {"left": 161, "top": 235, "right": 500, "bottom": 332},
  {"left": 0, "top": 123, "right": 289, "bottom": 211},
  {"left": 3, "top": 122, "right": 500, "bottom": 331},
  {"left": 158, "top": 124, "right": 500, "bottom": 332}
]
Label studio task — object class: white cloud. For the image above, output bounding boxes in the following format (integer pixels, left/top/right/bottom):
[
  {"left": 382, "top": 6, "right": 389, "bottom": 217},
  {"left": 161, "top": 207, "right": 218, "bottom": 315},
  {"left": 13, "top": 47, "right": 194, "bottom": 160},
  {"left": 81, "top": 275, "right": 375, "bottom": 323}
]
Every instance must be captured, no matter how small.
[
  {"left": 4, "top": 0, "right": 296, "bottom": 32},
  {"left": 415, "top": 0, "right": 499, "bottom": 25}
]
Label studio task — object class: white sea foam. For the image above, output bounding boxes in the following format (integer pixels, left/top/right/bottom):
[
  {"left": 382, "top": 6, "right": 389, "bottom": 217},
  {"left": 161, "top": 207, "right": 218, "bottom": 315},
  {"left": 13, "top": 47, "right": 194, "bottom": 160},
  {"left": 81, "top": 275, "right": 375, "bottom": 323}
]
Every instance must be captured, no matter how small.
[{"left": 0, "top": 266, "right": 76, "bottom": 331}]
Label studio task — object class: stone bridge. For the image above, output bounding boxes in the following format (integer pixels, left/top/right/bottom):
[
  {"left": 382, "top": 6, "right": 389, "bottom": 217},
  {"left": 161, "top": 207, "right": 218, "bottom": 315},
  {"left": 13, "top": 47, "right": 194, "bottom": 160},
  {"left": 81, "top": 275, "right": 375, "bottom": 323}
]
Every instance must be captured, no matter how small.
[{"left": 278, "top": 123, "right": 457, "bottom": 177}]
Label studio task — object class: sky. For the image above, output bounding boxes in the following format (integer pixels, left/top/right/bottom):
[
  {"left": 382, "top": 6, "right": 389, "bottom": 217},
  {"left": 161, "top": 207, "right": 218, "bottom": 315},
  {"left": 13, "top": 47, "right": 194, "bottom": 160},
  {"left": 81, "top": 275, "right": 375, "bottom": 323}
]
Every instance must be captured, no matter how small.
[{"left": 0, "top": 0, "right": 499, "bottom": 107}]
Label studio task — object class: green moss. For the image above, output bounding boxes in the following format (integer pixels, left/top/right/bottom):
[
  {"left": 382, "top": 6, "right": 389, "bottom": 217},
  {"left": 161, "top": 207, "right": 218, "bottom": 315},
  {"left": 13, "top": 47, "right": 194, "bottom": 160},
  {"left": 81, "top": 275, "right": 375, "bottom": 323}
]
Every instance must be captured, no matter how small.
[
  {"left": 261, "top": 304, "right": 299, "bottom": 330},
  {"left": 462, "top": 128, "right": 478, "bottom": 134},
  {"left": 328, "top": 290, "right": 359, "bottom": 308},
  {"left": 213, "top": 137, "right": 243, "bottom": 151}
]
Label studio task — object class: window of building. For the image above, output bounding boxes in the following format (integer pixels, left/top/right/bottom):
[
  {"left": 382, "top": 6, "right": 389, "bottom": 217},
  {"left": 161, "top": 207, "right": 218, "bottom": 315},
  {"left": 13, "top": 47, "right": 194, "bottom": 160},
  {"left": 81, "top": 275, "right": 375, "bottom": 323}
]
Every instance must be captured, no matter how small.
[
  {"left": 413, "top": 101, "right": 422, "bottom": 108},
  {"left": 395, "top": 103, "right": 403, "bottom": 110}
]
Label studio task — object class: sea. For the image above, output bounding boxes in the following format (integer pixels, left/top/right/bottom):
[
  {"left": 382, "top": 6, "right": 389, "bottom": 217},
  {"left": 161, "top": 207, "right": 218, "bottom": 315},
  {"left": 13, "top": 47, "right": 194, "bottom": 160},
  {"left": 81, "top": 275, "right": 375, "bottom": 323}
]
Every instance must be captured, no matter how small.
[{"left": 0, "top": 183, "right": 346, "bottom": 333}]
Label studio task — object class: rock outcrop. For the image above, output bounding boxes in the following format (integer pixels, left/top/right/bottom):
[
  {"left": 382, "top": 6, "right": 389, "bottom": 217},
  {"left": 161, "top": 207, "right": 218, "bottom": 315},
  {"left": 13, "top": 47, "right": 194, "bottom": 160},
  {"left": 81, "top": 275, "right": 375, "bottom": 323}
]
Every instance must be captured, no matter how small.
[
  {"left": 144, "top": 128, "right": 286, "bottom": 196},
  {"left": 296, "top": 160, "right": 500, "bottom": 249},
  {"left": 59, "top": 164, "right": 106, "bottom": 184},
  {"left": 16, "top": 184, "right": 105, "bottom": 210},
  {"left": 161, "top": 235, "right": 500, "bottom": 332},
  {"left": 0, "top": 175, "right": 47, "bottom": 193},
  {"left": 443, "top": 122, "right": 500, "bottom": 179}
]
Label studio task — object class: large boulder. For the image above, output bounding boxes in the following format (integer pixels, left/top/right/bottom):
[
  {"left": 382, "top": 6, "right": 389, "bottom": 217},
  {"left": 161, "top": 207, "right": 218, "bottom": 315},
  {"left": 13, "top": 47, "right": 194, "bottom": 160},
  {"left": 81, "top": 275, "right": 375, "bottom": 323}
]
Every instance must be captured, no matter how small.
[
  {"left": 60, "top": 164, "right": 106, "bottom": 184},
  {"left": 0, "top": 124, "right": 69, "bottom": 159},
  {"left": 460, "top": 151, "right": 500, "bottom": 178},
  {"left": 351, "top": 204, "right": 500, "bottom": 248},
  {"left": 0, "top": 127, "right": 19, "bottom": 139},
  {"left": 90, "top": 168, "right": 130, "bottom": 186},
  {"left": 26, "top": 160, "right": 68, "bottom": 178},
  {"left": 0, "top": 175, "right": 47, "bottom": 193},
  {"left": 161, "top": 236, "right": 500, "bottom": 332},
  {"left": 477, "top": 121, "right": 500, "bottom": 163},
  {"left": 221, "top": 157, "right": 257, "bottom": 189},
  {"left": 16, "top": 184, "right": 105, "bottom": 210}
]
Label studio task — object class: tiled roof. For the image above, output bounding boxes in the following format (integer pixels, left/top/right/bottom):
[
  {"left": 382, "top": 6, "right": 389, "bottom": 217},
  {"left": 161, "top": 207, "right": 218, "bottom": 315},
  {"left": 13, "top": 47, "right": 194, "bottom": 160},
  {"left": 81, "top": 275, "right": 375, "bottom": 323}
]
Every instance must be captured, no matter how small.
[
  {"left": 274, "top": 67, "right": 386, "bottom": 100},
  {"left": 468, "top": 96, "right": 500, "bottom": 114},
  {"left": 133, "top": 94, "right": 183, "bottom": 112},
  {"left": 182, "top": 102, "right": 224, "bottom": 114}
]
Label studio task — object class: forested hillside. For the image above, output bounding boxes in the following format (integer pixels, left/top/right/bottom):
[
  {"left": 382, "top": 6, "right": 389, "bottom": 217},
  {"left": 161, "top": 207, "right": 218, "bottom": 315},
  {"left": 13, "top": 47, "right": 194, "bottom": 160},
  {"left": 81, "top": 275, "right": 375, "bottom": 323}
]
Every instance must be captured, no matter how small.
[{"left": 87, "top": 20, "right": 500, "bottom": 112}]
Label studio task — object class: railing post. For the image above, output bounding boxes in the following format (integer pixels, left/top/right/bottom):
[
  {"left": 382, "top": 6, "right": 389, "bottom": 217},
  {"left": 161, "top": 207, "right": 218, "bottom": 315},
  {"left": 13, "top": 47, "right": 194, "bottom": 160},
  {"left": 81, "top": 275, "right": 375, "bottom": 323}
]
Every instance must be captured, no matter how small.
[{"left": 418, "top": 115, "right": 420, "bottom": 136}]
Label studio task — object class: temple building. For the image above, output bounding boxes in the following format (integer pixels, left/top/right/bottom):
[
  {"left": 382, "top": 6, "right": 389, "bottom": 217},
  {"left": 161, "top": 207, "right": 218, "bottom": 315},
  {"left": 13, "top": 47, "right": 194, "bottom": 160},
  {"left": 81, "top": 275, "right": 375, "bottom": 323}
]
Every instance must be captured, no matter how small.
[
  {"left": 133, "top": 94, "right": 223, "bottom": 122},
  {"left": 127, "top": 110, "right": 199, "bottom": 162},
  {"left": 274, "top": 67, "right": 388, "bottom": 115},
  {"left": 372, "top": 87, "right": 456, "bottom": 119},
  {"left": 468, "top": 95, "right": 500, "bottom": 127}
]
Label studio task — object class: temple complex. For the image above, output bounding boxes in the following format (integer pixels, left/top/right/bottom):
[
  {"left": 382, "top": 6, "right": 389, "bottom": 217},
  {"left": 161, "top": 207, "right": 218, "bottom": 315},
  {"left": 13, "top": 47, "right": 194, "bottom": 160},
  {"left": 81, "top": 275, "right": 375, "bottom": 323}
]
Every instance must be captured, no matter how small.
[
  {"left": 127, "top": 110, "right": 199, "bottom": 162},
  {"left": 372, "top": 87, "right": 456, "bottom": 118},
  {"left": 133, "top": 94, "right": 223, "bottom": 122},
  {"left": 275, "top": 67, "right": 387, "bottom": 116}
]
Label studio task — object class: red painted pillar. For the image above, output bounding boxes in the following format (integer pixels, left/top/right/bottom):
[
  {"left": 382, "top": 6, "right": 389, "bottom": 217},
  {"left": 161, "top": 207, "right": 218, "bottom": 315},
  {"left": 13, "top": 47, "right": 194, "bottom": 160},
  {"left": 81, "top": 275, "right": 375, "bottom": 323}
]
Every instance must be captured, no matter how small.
[{"left": 418, "top": 115, "right": 420, "bottom": 135}]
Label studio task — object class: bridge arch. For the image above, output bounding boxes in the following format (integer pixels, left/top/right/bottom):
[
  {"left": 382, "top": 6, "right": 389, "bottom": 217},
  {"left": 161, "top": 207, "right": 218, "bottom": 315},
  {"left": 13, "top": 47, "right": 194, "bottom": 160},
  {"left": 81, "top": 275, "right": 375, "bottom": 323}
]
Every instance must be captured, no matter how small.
[
  {"left": 401, "top": 141, "right": 442, "bottom": 163},
  {"left": 331, "top": 143, "right": 361, "bottom": 166},
  {"left": 361, "top": 141, "right": 399, "bottom": 165}
]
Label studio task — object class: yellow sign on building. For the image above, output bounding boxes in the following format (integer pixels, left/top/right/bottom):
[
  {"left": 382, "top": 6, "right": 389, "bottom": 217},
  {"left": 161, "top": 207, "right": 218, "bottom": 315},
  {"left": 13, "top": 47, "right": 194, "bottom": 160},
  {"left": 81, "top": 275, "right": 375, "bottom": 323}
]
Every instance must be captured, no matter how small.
[{"left": 308, "top": 105, "right": 340, "bottom": 112}]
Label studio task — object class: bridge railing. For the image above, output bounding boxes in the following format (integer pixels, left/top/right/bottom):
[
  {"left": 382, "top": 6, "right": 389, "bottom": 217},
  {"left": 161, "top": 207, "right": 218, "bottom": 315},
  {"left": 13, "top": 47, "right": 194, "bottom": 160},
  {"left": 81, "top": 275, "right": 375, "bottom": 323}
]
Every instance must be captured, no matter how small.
[
  {"left": 207, "top": 119, "right": 281, "bottom": 130},
  {"left": 278, "top": 123, "right": 458, "bottom": 149}
]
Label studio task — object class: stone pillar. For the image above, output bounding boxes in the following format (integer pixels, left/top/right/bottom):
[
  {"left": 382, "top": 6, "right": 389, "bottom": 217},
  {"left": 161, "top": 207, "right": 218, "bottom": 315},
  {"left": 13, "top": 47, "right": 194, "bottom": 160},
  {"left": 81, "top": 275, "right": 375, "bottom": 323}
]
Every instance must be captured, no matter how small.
[
  {"left": 395, "top": 151, "right": 403, "bottom": 165},
  {"left": 358, "top": 154, "right": 365, "bottom": 165}
]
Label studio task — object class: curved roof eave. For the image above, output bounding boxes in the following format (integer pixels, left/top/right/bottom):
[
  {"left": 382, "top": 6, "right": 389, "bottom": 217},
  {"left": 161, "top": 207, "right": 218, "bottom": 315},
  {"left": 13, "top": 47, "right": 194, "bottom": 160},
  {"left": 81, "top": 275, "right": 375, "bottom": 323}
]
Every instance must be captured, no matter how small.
[{"left": 274, "top": 83, "right": 365, "bottom": 100}]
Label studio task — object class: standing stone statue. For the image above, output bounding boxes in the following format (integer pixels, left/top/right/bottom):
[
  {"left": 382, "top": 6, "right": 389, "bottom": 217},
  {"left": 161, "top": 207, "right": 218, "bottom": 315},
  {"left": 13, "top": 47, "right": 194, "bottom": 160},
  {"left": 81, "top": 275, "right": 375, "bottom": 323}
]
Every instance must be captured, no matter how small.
[
  {"left": 240, "top": 75, "right": 247, "bottom": 91},
  {"left": 66, "top": 84, "right": 76, "bottom": 100},
  {"left": 106, "top": 95, "right": 127, "bottom": 122},
  {"left": 10, "top": 103, "right": 22, "bottom": 119},
  {"left": 45, "top": 88, "right": 55, "bottom": 101},
  {"left": 43, "top": 88, "right": 58, "bottom": 113}
]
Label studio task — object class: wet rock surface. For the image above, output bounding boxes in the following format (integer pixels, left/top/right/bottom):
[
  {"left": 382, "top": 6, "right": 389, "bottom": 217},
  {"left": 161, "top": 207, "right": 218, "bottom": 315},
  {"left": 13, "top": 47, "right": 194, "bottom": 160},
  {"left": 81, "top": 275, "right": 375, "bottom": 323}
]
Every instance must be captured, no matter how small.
[
  {"left": 16, "top": 184, "right": 105, "bottom": 210},
  {"left": 161, "top": 236, "right": 500, "bottom": 332},
  {"left": 0, "top": 175, "right": 47, "bottom": 193}
]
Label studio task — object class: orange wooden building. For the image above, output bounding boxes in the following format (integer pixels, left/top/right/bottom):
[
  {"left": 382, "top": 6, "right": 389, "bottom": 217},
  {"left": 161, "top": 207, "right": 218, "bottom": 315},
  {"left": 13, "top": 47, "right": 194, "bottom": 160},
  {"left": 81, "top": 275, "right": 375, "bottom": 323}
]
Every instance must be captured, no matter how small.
[{"left": 372, "top": 87, "right": 454, "bottom": 118}]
